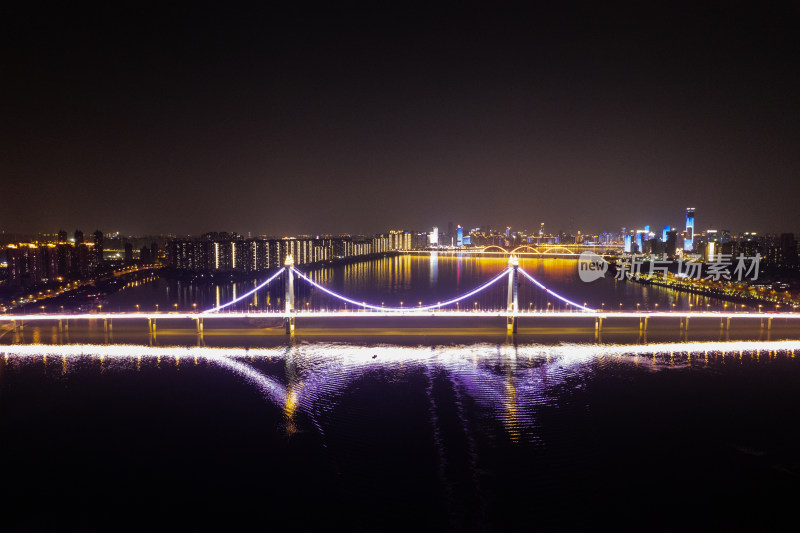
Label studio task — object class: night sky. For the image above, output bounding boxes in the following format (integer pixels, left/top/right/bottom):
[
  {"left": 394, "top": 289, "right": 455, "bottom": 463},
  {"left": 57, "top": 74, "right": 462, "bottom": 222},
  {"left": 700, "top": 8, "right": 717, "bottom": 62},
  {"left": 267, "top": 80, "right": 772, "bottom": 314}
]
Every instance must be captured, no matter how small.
[{"left": 3, "top": 3, "right": 799, "bottom": 236}]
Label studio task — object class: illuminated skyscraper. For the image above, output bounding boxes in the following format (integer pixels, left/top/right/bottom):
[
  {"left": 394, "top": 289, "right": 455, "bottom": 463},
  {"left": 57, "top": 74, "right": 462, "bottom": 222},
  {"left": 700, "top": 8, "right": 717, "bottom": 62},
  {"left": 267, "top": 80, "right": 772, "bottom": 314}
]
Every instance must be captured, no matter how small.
[
  {"left": 685, "top": 208, "right": 695, "bottom": 251},
  {"left": 429, "top": 227, "right": 438, "bottom": 246},
  {"left": 662, "top": 225, "right": 671, "bottom": 241},
  {"left": 457, "top": 225, "right": 463, "bottom": 247},
  {"left": 624, "top": 234, "right": 632, "bottom": 253}
]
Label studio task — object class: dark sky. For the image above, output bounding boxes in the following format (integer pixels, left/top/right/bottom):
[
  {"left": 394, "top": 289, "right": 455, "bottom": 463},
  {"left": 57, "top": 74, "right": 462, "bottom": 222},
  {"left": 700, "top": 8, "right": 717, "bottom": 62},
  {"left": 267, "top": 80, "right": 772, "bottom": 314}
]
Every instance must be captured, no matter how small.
[{"left": 3, "top": 2, "right": 799, "bottom": 236}]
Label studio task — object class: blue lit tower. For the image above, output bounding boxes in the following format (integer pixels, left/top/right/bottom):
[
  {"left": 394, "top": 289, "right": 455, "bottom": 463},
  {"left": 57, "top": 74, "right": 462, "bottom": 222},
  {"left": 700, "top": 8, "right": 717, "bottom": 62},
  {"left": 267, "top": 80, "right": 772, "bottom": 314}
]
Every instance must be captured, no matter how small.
[
  {"left": 685, "top": 208, "right": 695, "bottom": 251},
  {"left": 457, "top": 225, "right": 463, "bottom": 247},
  {"left": 662, "top": 225, "right": 671, "bottom": 241}
]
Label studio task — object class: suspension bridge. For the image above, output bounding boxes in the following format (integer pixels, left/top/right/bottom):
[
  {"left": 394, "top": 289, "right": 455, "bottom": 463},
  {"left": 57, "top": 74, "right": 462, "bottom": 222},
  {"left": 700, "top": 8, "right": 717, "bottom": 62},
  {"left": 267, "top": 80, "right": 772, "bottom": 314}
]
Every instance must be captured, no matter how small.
[{"left": 2, "top": 255, "right": 799, "bottom": 339}]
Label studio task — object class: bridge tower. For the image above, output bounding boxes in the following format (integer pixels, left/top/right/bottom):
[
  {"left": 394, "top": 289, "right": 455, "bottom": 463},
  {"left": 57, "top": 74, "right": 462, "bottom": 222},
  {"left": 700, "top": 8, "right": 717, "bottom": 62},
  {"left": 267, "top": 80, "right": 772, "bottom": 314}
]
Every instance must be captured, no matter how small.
[
  {"left": 285, "top": 255, "right": 295, "bottom": 334},
  {"left": 507, "top": 255, "right": 519, "bottom": 334}
]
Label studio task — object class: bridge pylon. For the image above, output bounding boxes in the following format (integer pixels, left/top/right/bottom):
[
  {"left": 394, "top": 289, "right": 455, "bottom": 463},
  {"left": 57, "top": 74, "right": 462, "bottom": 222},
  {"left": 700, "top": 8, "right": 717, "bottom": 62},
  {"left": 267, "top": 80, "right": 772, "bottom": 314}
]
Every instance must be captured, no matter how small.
[
  {"left": 285, "top": 255, "right": 295, "bottom": 334},
  {"left": 507, "top": 255, "right": 519, "bottom": 334}
]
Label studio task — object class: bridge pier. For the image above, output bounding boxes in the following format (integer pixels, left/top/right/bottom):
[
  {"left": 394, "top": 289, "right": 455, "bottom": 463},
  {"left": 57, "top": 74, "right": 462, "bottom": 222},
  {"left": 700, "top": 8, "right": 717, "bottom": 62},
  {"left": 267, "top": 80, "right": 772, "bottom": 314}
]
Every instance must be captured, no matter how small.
[
  {"left": 594, "top": 316, "right": 604, "bottom": 342},
  {"left": 147, "top": 317, "right": 155, "bottom": 343},
  {"left": 285, "top": 255, "right": 295, "bottom": 335}
]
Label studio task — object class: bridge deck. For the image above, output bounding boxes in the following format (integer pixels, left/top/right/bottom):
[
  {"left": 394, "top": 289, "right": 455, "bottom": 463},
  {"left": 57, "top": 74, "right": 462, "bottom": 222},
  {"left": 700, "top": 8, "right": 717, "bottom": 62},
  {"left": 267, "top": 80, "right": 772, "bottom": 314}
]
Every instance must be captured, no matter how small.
[{"left": 2, "top": 311, "right": 800, "bottom": 320}]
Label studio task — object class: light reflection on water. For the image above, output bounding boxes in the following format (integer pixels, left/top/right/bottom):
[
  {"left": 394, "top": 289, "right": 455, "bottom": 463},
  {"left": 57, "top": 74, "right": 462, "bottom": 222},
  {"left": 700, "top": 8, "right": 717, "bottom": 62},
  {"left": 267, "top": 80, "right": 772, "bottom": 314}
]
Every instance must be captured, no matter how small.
[
  {"left": 4, "top": 340, "right": 800, "bottom": 530},
  {"left": 3, "top": 340, "right": 799, "bottom": 444}
]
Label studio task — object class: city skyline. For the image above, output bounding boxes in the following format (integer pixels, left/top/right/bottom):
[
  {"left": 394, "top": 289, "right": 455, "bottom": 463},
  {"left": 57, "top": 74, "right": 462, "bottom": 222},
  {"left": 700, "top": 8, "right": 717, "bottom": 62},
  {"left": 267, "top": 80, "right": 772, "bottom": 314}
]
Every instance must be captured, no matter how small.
[
  {"left": 2, "top": 204, "right": 797, "bottom": 241},
  {"left": 3, "top": 4, "right": 800, "bottom": 235}
]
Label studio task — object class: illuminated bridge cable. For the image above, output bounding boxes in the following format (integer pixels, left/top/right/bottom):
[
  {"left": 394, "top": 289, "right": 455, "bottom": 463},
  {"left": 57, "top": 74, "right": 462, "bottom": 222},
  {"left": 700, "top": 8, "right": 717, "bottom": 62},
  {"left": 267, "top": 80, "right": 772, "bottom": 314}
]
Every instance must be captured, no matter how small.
[
  {"left": 517, "top": 267, "right": 595, "bottom": 313},
  {"left": 292, "top": 267, "right": 511, "bottom": 312},
  {"left": 203, "top": 267, "right": 286, "bottom": 313}
]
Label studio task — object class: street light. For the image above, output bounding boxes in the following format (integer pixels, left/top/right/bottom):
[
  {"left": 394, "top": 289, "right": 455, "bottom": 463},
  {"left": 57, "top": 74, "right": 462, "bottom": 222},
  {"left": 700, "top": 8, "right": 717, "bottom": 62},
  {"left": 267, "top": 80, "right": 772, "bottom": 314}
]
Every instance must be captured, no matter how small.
[{"left": 135, "top": 304, "right": 139, "bottom": 312}]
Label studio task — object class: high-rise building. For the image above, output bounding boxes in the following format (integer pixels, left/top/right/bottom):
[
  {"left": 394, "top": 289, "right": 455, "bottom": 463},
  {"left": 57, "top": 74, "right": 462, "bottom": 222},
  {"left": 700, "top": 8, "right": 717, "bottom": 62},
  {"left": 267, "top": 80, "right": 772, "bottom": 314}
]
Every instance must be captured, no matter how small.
[
  {"left": 429, "top": 226, "right": 439, "bottom": 246},
  {"left": 624, "top": 234, "right": 632, "bottom": 253},
  {"left": 457, "top": 225, "right": 463, "bottom": 247},
  {"left": 666, "top": 230, "right": 677, "bottom": 258},
  {"left": 662, "top": 225, "right": 670, "bottom": 241},
  {"left": 685, "top": 207, "right": 695, "bottom": 251},
  {"left": 93, "top": 230, "right": 104, "bottom": 265},
  {"left": 635, "top": 230, "right": 647, "bottom": 253}
]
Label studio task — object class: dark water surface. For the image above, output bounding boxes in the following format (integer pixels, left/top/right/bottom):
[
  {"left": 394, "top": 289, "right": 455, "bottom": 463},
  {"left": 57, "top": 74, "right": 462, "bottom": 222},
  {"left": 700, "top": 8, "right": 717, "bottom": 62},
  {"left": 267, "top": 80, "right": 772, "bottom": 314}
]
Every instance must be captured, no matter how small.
[{"left": 2, "top": 341, "right": 800, "bottom": 531}]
